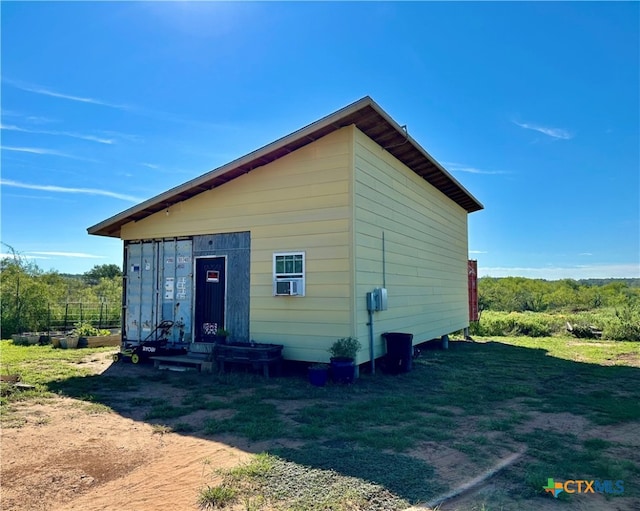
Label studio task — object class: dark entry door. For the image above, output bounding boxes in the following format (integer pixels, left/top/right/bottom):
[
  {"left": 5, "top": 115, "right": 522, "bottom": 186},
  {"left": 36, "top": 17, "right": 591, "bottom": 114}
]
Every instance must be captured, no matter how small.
[{"left": 194, "top": 257, "right": 226, "bottom": 342}]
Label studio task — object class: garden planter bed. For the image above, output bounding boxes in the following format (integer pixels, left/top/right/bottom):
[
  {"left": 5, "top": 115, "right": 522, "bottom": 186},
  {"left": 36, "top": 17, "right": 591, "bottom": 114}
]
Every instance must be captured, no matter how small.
[
  {"left": 11, "top": 333, "right": 45, "bottom": 345},
  {"left": 83, "top": 334, "right": 121, "bottom": 348}
]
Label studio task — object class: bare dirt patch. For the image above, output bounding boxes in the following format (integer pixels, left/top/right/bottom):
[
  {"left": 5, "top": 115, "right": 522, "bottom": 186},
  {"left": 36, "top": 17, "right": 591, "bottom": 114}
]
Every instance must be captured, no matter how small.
[
  {"left": 1, "top": 397, "right": 249, "bottom": 511},
  {"left": 0, "top": 354, "right": 250, "bottom": 511}
]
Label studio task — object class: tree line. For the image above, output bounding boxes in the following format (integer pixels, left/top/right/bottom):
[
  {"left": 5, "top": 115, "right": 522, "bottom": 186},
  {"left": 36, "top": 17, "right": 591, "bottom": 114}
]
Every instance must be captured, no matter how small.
[
  {"left": 478, "top": 277, "right": 639, "bottom": 313},
  {"left": 1, "top": 248, "right": 123, "bottom": 337}
]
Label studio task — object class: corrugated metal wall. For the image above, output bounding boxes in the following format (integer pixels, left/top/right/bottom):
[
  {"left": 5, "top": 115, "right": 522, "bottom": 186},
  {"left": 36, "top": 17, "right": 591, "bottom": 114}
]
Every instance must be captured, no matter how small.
[
  {"left": 123, "top": 233, "right": 250, "bottom": 344},
  {"left": 124, "top": 239, "right": 193, "bottom": 343},
  {"left": 193, "top": 232, "right": 250, "bottom": 342},
  {"left": 468, "top": 259, "right": 479, "bottom": 322}
]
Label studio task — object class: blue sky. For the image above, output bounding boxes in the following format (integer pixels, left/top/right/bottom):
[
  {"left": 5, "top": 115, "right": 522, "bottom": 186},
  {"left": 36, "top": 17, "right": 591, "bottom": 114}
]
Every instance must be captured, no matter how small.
[{"left": 1, "top": 1, "right": 638, "bottom": 279}]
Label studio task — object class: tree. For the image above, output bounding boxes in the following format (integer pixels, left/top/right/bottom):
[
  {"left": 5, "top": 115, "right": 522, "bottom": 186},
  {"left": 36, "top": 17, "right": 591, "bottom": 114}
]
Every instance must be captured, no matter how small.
[
  {"left": 83, "top": 264, "right": 122, "bottom": 285},
  {"left": 1, "top": 246, "right": 124, "bottom": 336},
  {"left": 1, "top": 246, "right": 49, "bottom": 335}
]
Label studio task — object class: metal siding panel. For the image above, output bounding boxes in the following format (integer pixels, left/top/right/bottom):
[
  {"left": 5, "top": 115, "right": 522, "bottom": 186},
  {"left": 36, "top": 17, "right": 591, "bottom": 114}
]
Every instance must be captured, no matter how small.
[
  {"left": 175, "top": 239, "right": 193, "bottom": 342},
  {"left": 140, "top": 241, "right": 157, "bottom": 338},
  {"left": 157, "top": 239, "right": 193, "bottom": 343},
  {"left": 194, "top": 256, "right": 227, "bottom": 341},
  {"left": 125, "top": 242, "right": 142, "bottom": 341},
  {"left": 160, "top": 239, "right": 176, "bottom": 339},
  {"left": 193, "top": 232, "right": 250, "bottom": 342},
  {"left": 125, "top": 239, "right": 194, "bottom": 343},
  {"left": 468, "top": 259, "right": 479, "bottom": 322}
]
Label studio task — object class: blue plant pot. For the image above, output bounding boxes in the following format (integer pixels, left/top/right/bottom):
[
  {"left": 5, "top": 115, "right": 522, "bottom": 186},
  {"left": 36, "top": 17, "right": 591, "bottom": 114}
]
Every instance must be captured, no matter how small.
[
  {"left": 308, "top": 367, "right": 329, "bottom": 387},
  {"left": 330, "top": 357, "right": 356, "bottom": 384}
]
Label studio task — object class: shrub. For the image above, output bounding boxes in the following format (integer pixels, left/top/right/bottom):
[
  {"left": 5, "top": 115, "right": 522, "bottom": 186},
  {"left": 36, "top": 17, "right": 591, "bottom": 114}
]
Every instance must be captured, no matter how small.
[
  {"left": 71, "top": 322, "right": 110, "bottom": 337},
  {"left": 329, "top": 337, "right": 361, "bottom": 359},
  {"left": 602, "top": 305, "right": 640, "bottom": 342},
  {"left": 470, "top": 312, "right": 561, "bottom": 337},
  {"left": 197, "top": 484, "right": 236, "bottom": 509},
  {"left": 470, "top": 309, "right": 640, "bottom": 342}
]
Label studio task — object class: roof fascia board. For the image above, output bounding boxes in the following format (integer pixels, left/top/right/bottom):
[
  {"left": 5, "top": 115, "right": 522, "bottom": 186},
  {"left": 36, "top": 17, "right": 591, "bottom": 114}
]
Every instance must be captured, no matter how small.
[
  {"left": 88, "top": 96, "right": 483, "bottom": 237},
  {"left": 365, "top": 98, "right": 484, "bottom": 212}
]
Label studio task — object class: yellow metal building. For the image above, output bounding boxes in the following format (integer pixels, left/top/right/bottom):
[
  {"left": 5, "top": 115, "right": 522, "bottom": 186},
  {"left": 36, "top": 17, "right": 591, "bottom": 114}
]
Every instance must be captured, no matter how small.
[{"left": 88, "top": 97, "right": 483, "bottom": 365}]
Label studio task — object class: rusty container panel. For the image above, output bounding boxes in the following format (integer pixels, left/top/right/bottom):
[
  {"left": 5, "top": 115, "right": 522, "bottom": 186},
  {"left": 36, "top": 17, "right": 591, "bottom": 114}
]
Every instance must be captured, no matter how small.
[{"left": 468, "top": 259, "right": 479, "bottom": 322}]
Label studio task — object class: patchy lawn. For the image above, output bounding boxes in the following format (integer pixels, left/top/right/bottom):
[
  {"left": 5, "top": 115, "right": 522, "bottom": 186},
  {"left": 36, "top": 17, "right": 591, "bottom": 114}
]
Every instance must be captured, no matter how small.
[{"left": 1, "top": 337, "right": 639, "bottom": 510}]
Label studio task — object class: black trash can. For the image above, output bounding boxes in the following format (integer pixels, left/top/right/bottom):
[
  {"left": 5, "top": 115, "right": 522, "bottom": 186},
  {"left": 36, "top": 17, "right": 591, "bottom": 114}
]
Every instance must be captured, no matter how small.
[{"left": 382, "top": 332, "right": 414, "bottom": 374}]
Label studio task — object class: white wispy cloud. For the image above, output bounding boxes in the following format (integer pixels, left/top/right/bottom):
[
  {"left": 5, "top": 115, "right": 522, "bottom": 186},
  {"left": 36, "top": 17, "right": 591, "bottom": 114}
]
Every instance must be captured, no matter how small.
[
  {"left": 469, "top": 250, "right": 488, "bottom": 254},
  {"left": 2, "top": 111, "right": 59, "bottom": 125},
  {"left": 0, "top": 179, "right": 144, "bottom": 202},
  {"left": 27, "top": 251, "right": 105, "bottom": 259},
  {"left": 100, "top": 130, "right": 143, "bottom": 143},
  {"left": 513, "top": 120, "right": 572, "bottom": 140},
  {"left": 1, "top": 124, "right": 114, "bottom": 144},
  {"left": 1, "top": 193, "right": 75, "bottom": 202},
  {"left": 0, "top": 252, "right": 51, "bottom": 260},
  {"left": 6, "top": 79, "right": 230, "bottom": 131},
  {"left": 7, "top": 79, "right": 130, "bottom": 111},
  {"left": 7, "top": 78, "right": 239, "bottom": 138},
  {"left": 1, "top": 145, "right": 98, "bottom": 162},
  {"left": 25, "top": 115, "right": 58, "bottom": 125},
  {"left": 2, "top": 145, "right": 73, "bottom": 157},
  {"left": 443, "top": 162, "right": 509, "bottom": 175},
  {"left": 141, "top": 162, "right": 160, "bottom": 169},
  {"left": 479, "top": 264, "right": 639, "bottom": 280}
]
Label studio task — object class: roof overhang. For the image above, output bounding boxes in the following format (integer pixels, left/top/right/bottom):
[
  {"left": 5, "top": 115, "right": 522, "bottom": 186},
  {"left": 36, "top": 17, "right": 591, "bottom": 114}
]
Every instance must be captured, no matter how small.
[{"left": 88, "top": 96, "right": 483, "bottom": 238}]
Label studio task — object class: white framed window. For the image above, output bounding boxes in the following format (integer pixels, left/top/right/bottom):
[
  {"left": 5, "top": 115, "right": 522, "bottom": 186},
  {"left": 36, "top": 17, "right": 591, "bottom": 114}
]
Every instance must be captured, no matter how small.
[{"left": 273, "top": 252, "right": 305, "bottom": 296}]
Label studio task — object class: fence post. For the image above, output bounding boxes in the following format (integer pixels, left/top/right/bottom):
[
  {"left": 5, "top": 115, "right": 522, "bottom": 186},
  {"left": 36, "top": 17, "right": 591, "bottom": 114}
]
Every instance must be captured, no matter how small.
[
  {"left": 16, "top": 276, "right": 21, "bottom": 334},
  {"left": 99, "top": 301, "right": 104, "bottom": 330},
  {"left": 64, "top": 302, "right": 69, "bottom": 333}
]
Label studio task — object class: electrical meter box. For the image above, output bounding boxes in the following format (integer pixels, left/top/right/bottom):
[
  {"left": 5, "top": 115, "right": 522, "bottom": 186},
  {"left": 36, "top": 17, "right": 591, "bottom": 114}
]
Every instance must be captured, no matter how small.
[{"left": 367, "top": 287, "right": 388, "bottom": 311}]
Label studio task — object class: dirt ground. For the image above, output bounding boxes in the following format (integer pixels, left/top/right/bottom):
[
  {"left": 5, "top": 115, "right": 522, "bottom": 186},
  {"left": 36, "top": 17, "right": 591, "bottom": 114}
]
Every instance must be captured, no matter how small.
[
  {"left": 1, "top": 351, "right": 638, "bottom": 511},
  {"left": 1, "top": 352, "right": 252, "bottom": 511}
]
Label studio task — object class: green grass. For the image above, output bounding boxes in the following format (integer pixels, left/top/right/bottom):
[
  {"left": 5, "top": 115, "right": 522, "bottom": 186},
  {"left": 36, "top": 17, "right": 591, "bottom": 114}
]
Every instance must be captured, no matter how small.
[
  {"left": 203, "top": 395, "right": 284, "bottom": 441},
  {"left": 1, "top": 340, "right": 116, "bottom": 386},
  {"left": 0, "top": 340, "right": 119, "bottom": 425},
  {"left": 144, "top": 403, "right": 196, "bottom": 420},
  {"left": 197, "top": 484, "right": 237, "bottom": 509},
  {"left": 219, "top": 452, "right": 414, "bottom": 511},
  {"left": 3, "top": 335, "right": 640, "bottom": 509}
]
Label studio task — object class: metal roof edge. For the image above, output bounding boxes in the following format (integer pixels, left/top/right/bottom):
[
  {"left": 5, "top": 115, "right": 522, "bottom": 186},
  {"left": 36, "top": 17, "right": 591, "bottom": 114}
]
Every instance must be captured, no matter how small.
[
  {"left": 365, "top": 99, "right": 484, "bottom": 212},
  {"left": 88, "top": 95, "right": 483, "bottom": 237}
]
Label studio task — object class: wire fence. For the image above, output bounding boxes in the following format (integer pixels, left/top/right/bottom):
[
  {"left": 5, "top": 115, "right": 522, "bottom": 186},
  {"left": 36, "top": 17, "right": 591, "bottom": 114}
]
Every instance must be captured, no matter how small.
[{"left": 10, "top": 301, "right": 121, "bottom": 335}]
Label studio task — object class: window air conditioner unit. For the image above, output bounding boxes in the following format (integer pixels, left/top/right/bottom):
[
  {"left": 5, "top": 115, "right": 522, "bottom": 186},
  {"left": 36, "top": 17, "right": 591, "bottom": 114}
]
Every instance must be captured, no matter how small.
[{"left": 275, "top": 279, "right": 300, "bottom": 296}]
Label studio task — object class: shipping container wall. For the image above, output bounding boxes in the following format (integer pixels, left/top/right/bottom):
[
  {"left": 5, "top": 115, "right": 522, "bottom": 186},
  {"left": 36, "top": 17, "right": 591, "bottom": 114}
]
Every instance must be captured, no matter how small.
[
  {"left": 124, "top": 239, "right": 193, "bottom": 343},
  {"left": 468, "top": 259, "right": 479, "bottom": 322},
  {"left": 193, "top": 232, "right": 251, "bottom": 342}
]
